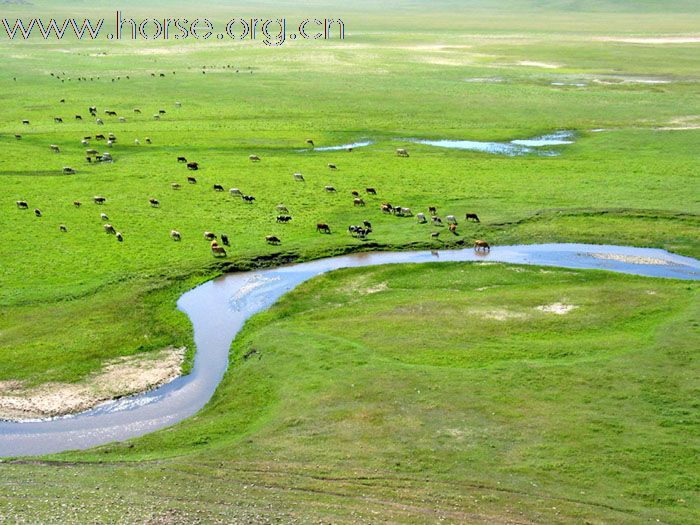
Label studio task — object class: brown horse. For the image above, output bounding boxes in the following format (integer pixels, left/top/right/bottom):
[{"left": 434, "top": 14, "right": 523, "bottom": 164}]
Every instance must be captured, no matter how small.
[
  {"left": 474, "top": 240, "right": 491, "bottom": 251},
  {"left": 316, "top": 223, "right": 331, "bottom": 234}
]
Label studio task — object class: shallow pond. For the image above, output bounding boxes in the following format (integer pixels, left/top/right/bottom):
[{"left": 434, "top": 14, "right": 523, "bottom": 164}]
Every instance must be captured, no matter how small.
[{"left": 408, "top": 131, "right": 575, "bottom": 156}]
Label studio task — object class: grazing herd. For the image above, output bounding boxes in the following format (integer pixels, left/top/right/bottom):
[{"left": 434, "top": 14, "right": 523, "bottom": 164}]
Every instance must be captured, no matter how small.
[{"left": 12, "top": 101, "right": 491, "bottom": 256}]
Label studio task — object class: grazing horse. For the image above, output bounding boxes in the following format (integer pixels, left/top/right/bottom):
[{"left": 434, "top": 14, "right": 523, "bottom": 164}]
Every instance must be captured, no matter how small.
[
  {"left": 186, "top": 162, "right": 199, "bottom": 170},
  {"left": 276, "top": 215, "right": 292, "bottom": 223},
  {"left": 363, "top": 220, "right": 372, "bottom": 229},
  {"left": 381, "top": 203, "right": 393, "bottom": 213},
  {"left": 474, "top": 240, "right": 491, "bottom": 252},
  {"left": 54, "top": 117, "right": 63, "bottom": 123},
  {"left": 145, "top": 138, "right": 152, "bottom": 144},
  {"left": 266, "top": 235, "right": 281, "bottom": 245},
  {"left": 134, "top": 108, "right": 142, "bottom": 113},
  {"left": 149, "top": 198, "right": 160, "bottom": 207},
  {"left": 211, "top": 242, "right": 227, "bottom": 257},
  {"left": 416, "top": 212, "right": 427, "bottom": 223},
  {"left": 293, "top": 173, "right": 305, "bottom": 182},
  {"left": 16, "top": 200, "right": 29, "bottom": 209},
  {"left": 59, "top": 225, "right": 68, "bottom": 232},
  {"left": 34, "top": 208, "right": 42, "bottom": 217},
  {"left": 449, "top": 223, "right": 458, "bottom": 234},
  {"left": 305, "top": 139, "right": 314, "bottom": 147},
  {"left": 73, "top": 200, "right": 81, "bottom": 207},
  {"left": 396, "top": 148, "right": 409, "bottom": 157},
  {"left": 75, "top": 115, "right": 82, "bottom": 120},
  {"left": 249, "top": 155, "right": 261, "bottom": 162},
  {"left": 429, "top": 206, "right": 437, "bottom": 215},
  {"left": 276, "top": 204, "right": 289, "bottom": 213},
  {"left": 465, "top": 213, "right": 480, "bottom": 223},
  {"left": 432, "top": 216, "right": 443, "bottom": 225},
  {"left": 93, "top": 196, "right": 106, "bottom": 204},
  {"left": 213, "top": 184, "right": 224, "bottom": 192},
  {"left": 14, "top": 134, "right": 21, "bottom": 140},
  {"left": 365, "top": 188, "right": 377, "bottom": 195},
  {"left": 221, "top": 234, "right": 230, "bottom": 246},
  {"left": 95, "top": 134, "right": 106, "bottom": 140},
  {"left": 62, "top": 167, "right": 75, "bottom": 175},
  {"left": 354, "top": 198, "right": 366, "bottom": 207},
  {"left": 446, "top": 215, "right": 457, "bottom": 224},
  {"left": 229, "top": 188, "right": 242, "bottom": 196},
  {"left": 170, "top": 230, "right": 181, "bottom": 241},
  {"left": 204, "top": 231, "right": 217, "bottom": 240},
  {"left": 171, "top": 183, "right": 181, "bottom": 190},
  {"left": 104, "top": 224, "right": 116, "bottom": 234},
  {"left": 242, "top": 195, "right": 256, "bottom": 203},
  {"left": 100, "top": 213, "right": 109, "bottom": 221},
  {"left": 431, "top": 232, "right": 440, "bottom": 239},
  {"left": 22, "top": 119, "right": 29, "bottom": 125},
  {"left": 115, "top": 232, "right": 123, "bottom": 242},
  {"left": 327, "top": 163, "right": 337, "bottom": 170},
  {"left": 177, "top": 156, "right": 187, "bottom": 163},
  {"left": 316, "top": 223, "right": 331, "bottom": 234},
  {"left": 324, "top": 186, "right": 336, "bottom": 193},
  {"left": 187, "top": 176, "right": 197, "bottom": 184},
  {"left": 351, "top": 190, "right": 360, "bottom": 197}
]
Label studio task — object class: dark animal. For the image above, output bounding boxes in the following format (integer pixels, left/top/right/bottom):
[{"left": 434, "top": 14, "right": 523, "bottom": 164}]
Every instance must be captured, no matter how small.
[
  {"left": 204, "top": 231, "right": 217, "bottom": 240},
  {"left": 351, "top": 191, "right": 359, "bottom": 197},
  {"left": 34, "top": 208, "right": 42, "bottom": 217},
  {"left": 22, "top": 119, "right": 29, "bottom": 125},
  {"left": 306, "top": 139, "right": 314, "bottom": 147},
  {"left": 396, "top": 148, "right": 409, "bottom": 157},
  {"left": 14, "top": 134, "right": 21, "bottom": 140},
  {"left": 16, "top": 200, "right": 29, "bottom": 209},
  {"left": 54, "top": 117, "right": 63, "bottom": 123},
  {"left": 171, "top": 183, "right": 181, "bottom": 190},
  {"left": 95, "top": 134, "right": 106, "bottom": 140},
  {"left": 265, "top": 235, "right": 281, "bottom": 245},
  {"left": 431, "top": 232, "right": 440, "bottom": 239},
  {"left": 249, "top": 155, "right": 261, "bottom": 162},
  {"left": 93, "top": 196, "right": 106, "bottom": 204},
  {"left": 59, "top": 225, "right": 67, "bottom": 232},
  {"left": 242, "top": 195, "right": 256, "bottom": 203},
  {"left": 221, "top": 234, "right": 230, "bottom": 246},
  {"left": 170, "top": 230, "right": 181, "bottom": 241},
  {"left": 177, "top": 156, "right": 187, "bottom": 163},
  {"left": 363, "top": 220, "right": 372, "bottom": 229},
  {"left": 465, "top": 213, "right": 480, "bottom": 223},
  {"left": 324, "top": 186, "right": 336, "bottom": 193},
  {"left": 104, "top": 224, "right": 116, "bottom": 234},
  {"left": 432, "top": 216, "right": 443, "bottom": 225},
  {"left": 73, "top": 200, "right": 81, "bottom": 207},
  {"left": 213, "top": 184, "right": 224, "bottom": 192},
  {"left": 276, "top": 216, "right": 292, "bottom": 223},
  {"left": 429, "top": 206, "right": 437, "bottom": 215},
  {"left": 116, "top": 232, "right": 123, "bottom": 242},
  {"left": 381, "top": 203, "right": 393, "bottom": 213},
  {"left": 149, "top": 198, "right": 160, "bottom": 207},
  {"left": 187, "top": 162, "right": 199, "bottom": 170},
  {"left": 75, "top": 115, "right": 82, "bottom": 120},
  {"left": 316, "top": 223, "right": 331, "bottom": 234},
  {"left": 353, "top": 198, "right": 366, "bottom": 207},
  {"left": 328, "top": 163, "right": 337, "bottom": 170},
  {"left": 187, "top": 176, "right": 197, "bottom": 184},
  {"left": 366, "top": 188, "right": 377, "bottom": 195}
]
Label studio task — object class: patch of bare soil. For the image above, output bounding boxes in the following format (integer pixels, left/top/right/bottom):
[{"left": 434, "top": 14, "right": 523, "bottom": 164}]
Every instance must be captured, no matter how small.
[{"left": 0, "top": 347, "right": 185, "bottom": 420}]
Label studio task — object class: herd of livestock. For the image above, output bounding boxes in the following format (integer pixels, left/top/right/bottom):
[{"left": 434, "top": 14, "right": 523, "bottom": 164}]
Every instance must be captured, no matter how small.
[{"left": 11, "top": 102, "right": 492, "bottom": 257}]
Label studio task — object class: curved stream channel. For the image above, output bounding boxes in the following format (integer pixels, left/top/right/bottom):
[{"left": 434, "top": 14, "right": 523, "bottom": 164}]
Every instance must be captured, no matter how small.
[{"left": 1, "top": 243, "right": 698, "bottom": 457}]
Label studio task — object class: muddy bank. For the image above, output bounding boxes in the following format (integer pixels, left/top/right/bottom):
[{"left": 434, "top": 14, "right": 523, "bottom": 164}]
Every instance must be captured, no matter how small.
[{"left": 0, "top": 347, "right": 185, "bottom": 421}]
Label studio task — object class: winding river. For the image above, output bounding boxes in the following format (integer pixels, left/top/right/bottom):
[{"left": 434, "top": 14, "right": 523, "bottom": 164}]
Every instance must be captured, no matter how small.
[{"left": 1, "top": 243, "right": 698, "bottom": 457}]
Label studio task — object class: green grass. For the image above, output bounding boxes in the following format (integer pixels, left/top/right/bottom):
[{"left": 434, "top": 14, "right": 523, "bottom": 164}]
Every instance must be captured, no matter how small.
[
  {"left": 2, "top": 263, "right": 698, "bottom": 523},
  {"left": 0, "top": 1, "right": 699, "bottom": 522}
]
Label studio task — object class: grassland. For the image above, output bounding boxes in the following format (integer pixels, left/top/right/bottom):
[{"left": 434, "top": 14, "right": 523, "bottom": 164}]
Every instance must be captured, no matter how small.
[
  {"left": 2, "top": 263, "right": 699, "bottom": 523},
  {"left": 0, "top": 0, "right": 699, "bottom": 522}
]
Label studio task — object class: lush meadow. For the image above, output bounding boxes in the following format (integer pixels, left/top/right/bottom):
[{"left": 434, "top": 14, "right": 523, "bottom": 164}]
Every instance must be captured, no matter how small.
[{"left": 0, "top": 0, "right": 699, "bottom": 522}]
